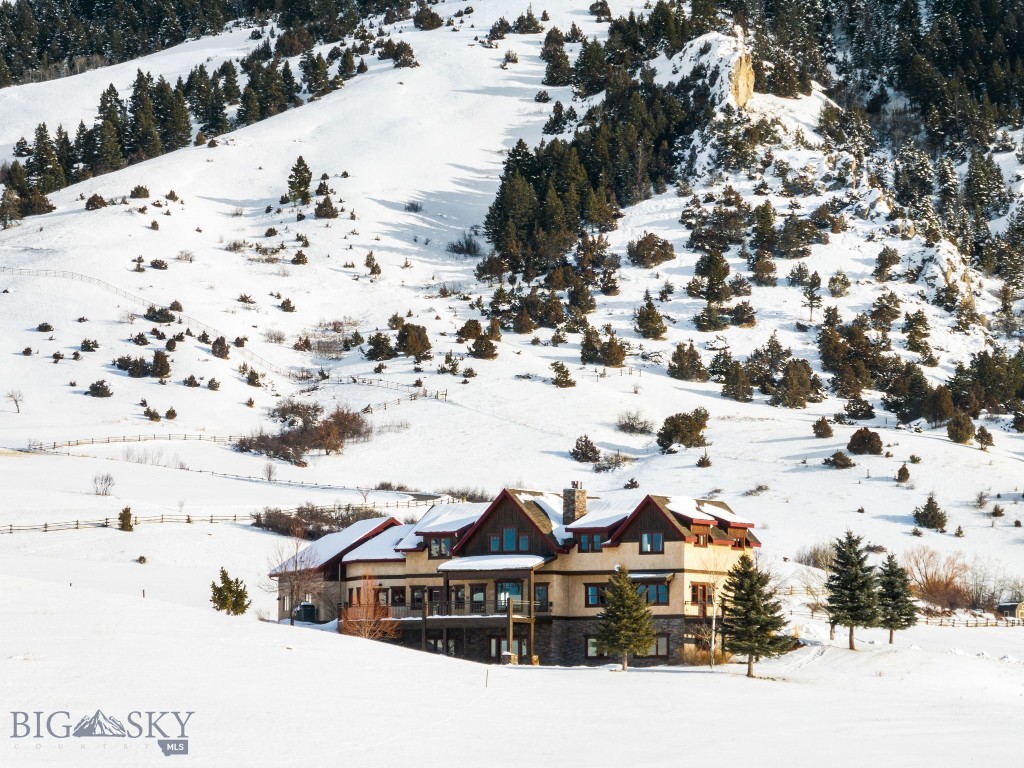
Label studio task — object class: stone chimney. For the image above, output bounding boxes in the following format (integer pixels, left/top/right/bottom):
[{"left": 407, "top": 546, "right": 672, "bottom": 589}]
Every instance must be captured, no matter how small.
[{"left": 562, "top": 481, "right": 587, "bottom": 526}]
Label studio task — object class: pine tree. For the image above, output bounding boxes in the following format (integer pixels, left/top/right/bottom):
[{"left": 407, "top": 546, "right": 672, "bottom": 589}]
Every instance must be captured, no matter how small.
[
  {"left": 127, "top": 70, "right": 162, "bottom": 161},
  {"left": 715, "top": 356, "right": 749, "bottom": 401},
  {"left": 825, "top": 530, "right": 879, "bottom": 651},
  {"left": 722, "top": 554, "right": 791, "bottom": 677},
  {"left": 570, "top": 434, "right": 600, "bottom": 462},
  {"left": 634, "top": 291, "right": 666, "bottom": 339},
  {"left": 288, "top": 156, "right": 312, "bottom": 205},
  {"left": 551, "top": 360, "right": 576, "bottom": 387},
  {"left": 802, "top": 271, "right": 822, "bottom": 321},
  {"left": 0, "top": 188, "right": 23, "bottom": 229},
  {"left": 667, "top": 342, "right": 709, "bottom": 381},
  {"left": 876, "top": 554, "right": 917, "bottom": 644},
  {"left": 151, "top": 350, "right": 171, "bottom": 380},
  {"left": 210, "top": 567, "right": 251, "bottom": 615},
  {"left": 27, "top": 123, "right": 66, "bottom": 194},
  {"left": 595, "top": 567, "right": 656, "bottom": 670},
  {"left": 913, "top": 493, "right": 947, "bottom": 530},
  {"left": 314, "top": 195, "right": 338, "bottom": 219}
]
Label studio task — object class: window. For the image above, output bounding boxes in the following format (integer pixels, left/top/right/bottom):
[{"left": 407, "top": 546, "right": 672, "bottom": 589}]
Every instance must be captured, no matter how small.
[
  {"left": 503, "top": 527, "right": 517, "bottom": 551},
  {"left": 518, "top": 534, "right": 530, "bottom": 552},
  {"left": 282, "top": 595, "right": 291, "bottom": 613},
  {"left": 534, "top": 583, "right": 549, "bottom": 611},
  {"left": 410, "top": 586, "right": 424, "bottom": 609},
  {"left": 637, "top": 634, "right": 670, "bottom": 658},
  {"left": 470, "top": 584, "right": 486, "bottom": 612},
  {"left": 732, "top": 535, "right": 745, "bottom": 549},
  {"left": 496, "top": 581, "right": 522, "bottom": 609},
  {"left": 579, "top": 533, "right": 604, "bottom": 553},
  {"left": 640, "top": 531, "right": 664, "bottom": 554},
  {"left": 489, "top": 535, "right": 500, "bottom": 553},
  {"left": 593, "top": 533, "right": 602, "bottom": 551},
  {"left": 636, "top": 582, "right": 669, "bottom": 605},
  {"left": 428, "top": 536, "right": 453, "bottom": 559},
  {"left": 579, "top": 534, "right": 590, "bottom": 552},
  {"left": 585, "top": 584, "right": 607, "bottom": 607},
  {"left": 585, "top": 637, "right": 608, "bottom": 659},
  {"left": 390, "top": 587, "right": 406, "bottom": 607},
  {"left": 695, "top": 532, "right": 708, "bottom": 547}
]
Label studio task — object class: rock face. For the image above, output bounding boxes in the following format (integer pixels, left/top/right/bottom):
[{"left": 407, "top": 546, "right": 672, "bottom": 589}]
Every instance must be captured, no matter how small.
[{"left": 731, "top": 50, "right": 755, "bottom": 108}]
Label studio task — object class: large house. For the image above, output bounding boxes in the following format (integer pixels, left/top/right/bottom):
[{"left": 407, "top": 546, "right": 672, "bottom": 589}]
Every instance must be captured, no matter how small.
[{"left": 270, "top": 483, "right": 759, "bottom": 666}]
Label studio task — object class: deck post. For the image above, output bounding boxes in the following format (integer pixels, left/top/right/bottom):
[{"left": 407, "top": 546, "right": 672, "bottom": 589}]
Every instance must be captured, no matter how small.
[{"left": 421, "top": 601, "right": 427, "bottom": 651}]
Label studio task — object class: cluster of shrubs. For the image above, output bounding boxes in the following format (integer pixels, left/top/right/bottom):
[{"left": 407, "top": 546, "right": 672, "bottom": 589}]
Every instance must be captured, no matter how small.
[
  {"left": 252, "top": 504, "right": 385, "bottom": 540},
  {"left": 235, "top": 399, "right": 371, "bottom": 466}
]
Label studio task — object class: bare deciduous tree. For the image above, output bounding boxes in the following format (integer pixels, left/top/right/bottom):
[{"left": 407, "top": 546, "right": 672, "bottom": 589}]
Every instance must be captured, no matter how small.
[
  {"left": 6, "top": 389, "right": 23, "bottom": 413},
  {"left": 903, "top": 546, "right": 970, "bottom": 610},
  {"left": 263, "top": 462, "right": 277, "bottom": 483},
  {"left": 690, "top": 545, "right": 739, "bottom": 669},
  {"left": 92, "top": 472, "right": 115, "bottom": 496},
  {"left": 339, "top": 572, "right": 400, "bottom": 640},
  {"left": 264, "top": 525, "right": 327, "bottom": 626}
]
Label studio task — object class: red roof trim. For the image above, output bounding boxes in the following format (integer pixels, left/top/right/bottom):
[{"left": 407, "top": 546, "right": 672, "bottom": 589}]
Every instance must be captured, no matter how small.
[
  {"left": 451, "top": 489, "right": 568, "bottom": 556},
  {"left": 605, "top": 496, "right": 688, "bottom": 547},
  {"left": 318, "top": 517, "right": 401, "bottom": 573}
]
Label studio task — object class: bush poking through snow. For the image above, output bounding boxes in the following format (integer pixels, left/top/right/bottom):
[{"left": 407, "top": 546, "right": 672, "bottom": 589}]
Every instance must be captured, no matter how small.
[
  {"left": 118, "top": 507, "right": 133, "bottom": 531},
  {"left": 88, "top": 379, "right": 113, "bottom": 397},
  {"left": 847, "top": 427, "right": 882, "bottom": 455},
  {"left": 210, "top": 568, "right": 251, "bottom": 615},
  {"left": 570, "top": 435, "right": 601, "bottom": 463}
]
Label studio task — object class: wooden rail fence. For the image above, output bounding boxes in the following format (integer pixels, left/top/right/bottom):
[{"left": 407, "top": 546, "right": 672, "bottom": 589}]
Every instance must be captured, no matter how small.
[{"left": 0, "top": 496, "right": 459, "bottom": 535}]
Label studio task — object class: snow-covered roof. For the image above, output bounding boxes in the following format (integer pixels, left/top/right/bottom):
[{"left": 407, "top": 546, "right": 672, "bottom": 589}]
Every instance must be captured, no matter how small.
[
  {"left": 437, "top": 555, "right": 546, "bottom": 572},
  {"left": 395, "top": 502, "right": 490, "bottom": 550},
  {"left": 663, "top": 496, "right": 753, "bottom": 527},
  {"left": 506, "top": 489, "right": 570, "bottom": 544},
  {"left": 565, "top": 496, "right": 644, "bottom": 531},
  {"left": 270, "top": 517, "right": 397, "bottom": 575},
  {"left": 343, "top": 524, "right": 416, "bottom": 563}
]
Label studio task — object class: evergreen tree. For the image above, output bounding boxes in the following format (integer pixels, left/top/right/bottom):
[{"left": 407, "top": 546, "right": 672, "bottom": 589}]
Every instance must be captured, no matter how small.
[
  {"left": 314, "top": 195, "right": 338, "bottom": 219},
  {"left": 802, "top": 271, "right": 822, "bottom": 321},
  {"left": 551, "top": 360, "right": 576, "bottom": 387},
  {"left": 722, "top": 361, "right": 753, "bottom": 402},
  {"left": 238, "top": 85, "right": 261, "bottom": 126},
  {"left": 288, "top": 156, "right": 313, "bottom": 205},
  {"left": 210, "top": 567, "right": 251, "bottom": 615},
  {"left": 913, "top": 493, "right": 947, "bottom": 530},
  {"left": 0, "top": 188, "right": 23, "bottom": 229},
  {"left": 825, "top": 530, "right": 879, "bottom": 651},
  {"left": 876, "top": 554, "right": 917, "bottom": 644},
  {"left": 595, "top": 567, "right": 656, "bottom": 670},
  {"left": 722, "top": 554, "right": 791, "bottom": 677},
  {"left": 667, "top": 342, "right": 709, "bottom": 381},
  {"left": 633, "top": 290, "right": 666, "bottom": 339},
  {"left": 27, "top": 122, "right": 65, "bottom": 193},
  {"left": 92, "top": 119, "right": 125, "bottom": 175},
  {"left": 127, "top": 70, "right": 162, "bottom": 161},
  {"left": 570, "top": 434, "right": 600, "bottom": 462}
]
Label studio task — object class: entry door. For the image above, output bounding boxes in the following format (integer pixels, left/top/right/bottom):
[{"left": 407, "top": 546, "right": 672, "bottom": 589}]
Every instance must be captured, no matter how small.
[{"left": 691, "top": 584, "right": 709, "bottom": 618}]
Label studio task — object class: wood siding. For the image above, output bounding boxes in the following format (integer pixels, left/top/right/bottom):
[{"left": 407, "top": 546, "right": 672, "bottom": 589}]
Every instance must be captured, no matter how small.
[
  {"left": 460, "top": 495, "right": 556, "bottom": 557},
  {"left": 616, "top": 500, "right": 684, "bottom": 544}
]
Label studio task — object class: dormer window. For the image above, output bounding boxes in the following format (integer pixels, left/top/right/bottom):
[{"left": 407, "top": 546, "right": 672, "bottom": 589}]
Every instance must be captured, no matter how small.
[
  {"left": 640, "top": 532, "right": 664, "bottom": 554},
  {"left": 695, "top": 533, "right": 708, "bottom": 547},
  {"left": 578, "top": 533, "right": 603, "bottom": 552},
  {"left": 428, "top": 536, "right": 453, "bottom": 559}
]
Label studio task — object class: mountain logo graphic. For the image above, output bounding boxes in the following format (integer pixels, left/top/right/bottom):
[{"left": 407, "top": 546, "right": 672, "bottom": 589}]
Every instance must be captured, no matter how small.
[{"left": 72, "top": 710, "right": 127, "bottom": 737}]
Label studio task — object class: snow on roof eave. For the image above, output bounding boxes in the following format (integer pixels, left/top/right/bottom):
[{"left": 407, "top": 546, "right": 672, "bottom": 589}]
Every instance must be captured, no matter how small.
[
  {"left": 436, "top": 554, "right": 548, "bottom": 572},
  {"left": 269, "top": 517, "right": 398, "bottom": 575}
]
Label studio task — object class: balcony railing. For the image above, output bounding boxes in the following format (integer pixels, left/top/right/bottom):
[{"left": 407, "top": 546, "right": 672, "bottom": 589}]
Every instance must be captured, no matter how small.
[{"left": 345, "top": 599, "right": 550, "bottom": 621}]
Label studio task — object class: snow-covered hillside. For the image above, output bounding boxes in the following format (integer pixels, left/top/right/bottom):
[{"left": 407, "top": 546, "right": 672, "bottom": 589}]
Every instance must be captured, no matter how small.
[
  {"left": 1, "top": 0, "right": 1021, "bottom": 582},
  {"left": 2, "top": 0, "right": 1023, "bottom": 761}
]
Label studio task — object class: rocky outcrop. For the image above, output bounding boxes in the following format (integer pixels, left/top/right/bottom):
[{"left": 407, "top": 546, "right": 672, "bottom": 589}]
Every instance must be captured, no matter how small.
[{"left": 731, "top": 49, "right": 755, "bottom": 108}]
